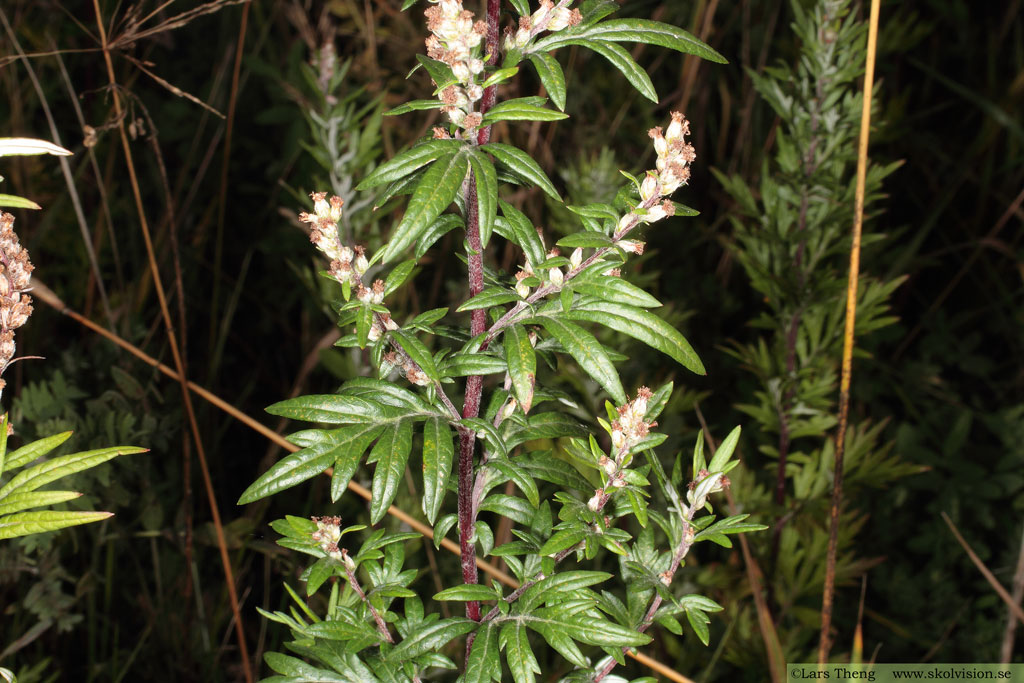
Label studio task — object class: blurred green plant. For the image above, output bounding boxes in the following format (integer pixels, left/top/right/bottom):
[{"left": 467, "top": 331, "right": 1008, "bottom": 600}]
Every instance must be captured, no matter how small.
[{"left": 709, "top": 0, "right": 918, "bottom": 670}]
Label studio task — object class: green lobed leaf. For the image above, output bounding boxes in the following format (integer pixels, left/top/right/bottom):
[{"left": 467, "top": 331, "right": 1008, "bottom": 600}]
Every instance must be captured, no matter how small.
[
  {"left": 537, "top": 527, "right": 586, "bottom": 558},
  {"left": 526, "top": 52, "right": 567, "bottom": 111},
  {"left": 415, "top": 213, "right": 464, "bottom": 258},
  {"left": 0, "top": 446, "right": 145, "bottom": 502},
  {"left": 0, "top": 490, "right": 81, "bottom": 516},
  {"left": 574, "top": 39, "right": 659, "bottom": 102},
  {"left": 519, "top": 570, "right": 613, "bottom": 612},
  {"left": 708, "top": 425, "right": 741, "bottom": 473},
  {"left": 384, "top": 99, "right": 445, "bottom": 116},
  {"left": 387, "top": 617, "right": 477, "bottom": 661},
  {"left": 457, "top": 286, "right": 521, "bottom": 312},
  {"left": 572, "top": 278, "right": 662, "bottom": 308},
  {"left": 433, "top": 584, "right": 498, "bottom": 602},
  {"left": 566, "top": 299, "right": 705, "bottom": 374},
  {"left": 439, "top": 353, "right": 507, "bottom": 377},
  {"left": 357, "top": 139, "right": 461, "bottom": 190},
  {"left": 379, "top": 150, "right": 469, "bottom": 263},
  {"left": 238, "top": 424, "right": 383, "bottom": 504},
  {"left": 464, "top": 622, "right": 501, "bottom": 683},
  {"left": 504, "top": 325, "right": 537, "bottom": 413},
  {"left": 3, "top": 431, "right": 73, "bottom": 472},
  {"left": 532, "top": 18, "right": 727, "bottom": 64},
  {"left": 501, "top": 622, "right": 540, "bottom": 683},
  {"left": 482, "top": 98, "right": 569, "bottom": 124},
  {"left": 384, "top": 259, "right": 417, "bottom": 297},
  {"left": 525, "top": 608, "right": 652, "bottom": 648},
  {"left": 467, "top": 148, "right": 498, "bottom": 247},
  {"left": 421, "top": 417, "right": 454, "bottom": 524},
  {"left": 369, "top": 419, "right": 415, "bottom": 524},
  {"left": 498, "top": 199, "right": 546, "bottom": 266},
  {"left": 266, "top": 394, "right": 387, "bottom": 424},
  {"left": 555, "top": 232, "right": 613, "bottom": 248},
  {"left": 0, "top": 194, "right": 41, "bottom": 210},
  {"left": 528, "top": 315, "right": 626, "bottom": 404},
  {"left": 483, "top": 143, "right": 561, "bottom": 202}
]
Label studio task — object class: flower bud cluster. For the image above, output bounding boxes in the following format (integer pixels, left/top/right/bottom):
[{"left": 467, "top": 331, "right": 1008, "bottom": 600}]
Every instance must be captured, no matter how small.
[
  {"left": 381, "top": 350, "right": 431, "bottom": 387},
  {"left": 610, "top": 386, "right": 656, "bottom": 454},
  {"left": 424, "top": 0, "right": 488, "bottom": 131},
  {"left": 311, "top": 515, "right": 343, "bottom": 560},
  {"left": 503, "top": 1, "right": 582, "bottom": 50},
  {"left": 587, "top": 388, "right": 658, "bottom": 513},
  {"left": 0, "top": 212, "right": 35, "bottom": 388},
  {"left": 647, "top": 111, "right": 696, "bottom": 199},
  {"left": 299, "top": 192, "right": 369, "bottom": 286}
]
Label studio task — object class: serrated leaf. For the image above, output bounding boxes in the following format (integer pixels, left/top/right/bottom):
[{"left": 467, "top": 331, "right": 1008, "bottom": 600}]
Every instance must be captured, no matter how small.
[
  {"left": 504, "top": 325, "right": 536, "bottom": 413},
  {"left": 368, "top": 420, "right": 414, "bottom": 523},
  {"left": 526, "top": 608, "right": 652, "bottom": 648},
  {"left": 566, "top": 299, "right": 704, "bottom": 374},
  {"left": 0, "top": 510, "right": 113, "bottom": 540},
  {"left": 467, "top": 149, "right": 498, "bottom": 247},
  {"left": 483, "top": 143, "right": 561, "bottom": 201},
  {"left": 421, "top": 417, "right": 453, "bottom": 524},
  {"left": 519, "top": 570, "right": 612, "bottom": 612},
  {"left": 526, "top": 52, "right": 567, "bottom": 111},
  {"left": 529, "top": 315, "right": 626, "bottom": 404},
  {"left": 357, "top": 139, "right": 461, "bottom": 190},
  {"left": 379, "top": 151, "right": 469, "bottom": 263}
]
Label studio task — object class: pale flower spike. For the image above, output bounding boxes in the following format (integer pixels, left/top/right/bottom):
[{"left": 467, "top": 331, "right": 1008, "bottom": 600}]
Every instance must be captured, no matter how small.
[{"left": 0, "top": 211, "right": 35, "bottom": 399}]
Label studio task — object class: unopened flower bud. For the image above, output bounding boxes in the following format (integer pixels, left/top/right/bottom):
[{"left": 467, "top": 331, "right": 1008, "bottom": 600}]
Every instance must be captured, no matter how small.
[
  {"left": 588, "top": 491, "right": 603, "bottom": 512},
  {"left": 452, "top": 60, "right": 471, "bottom": 83},
  {"left": 547, "top": 6, "right": 572, "bottom": 31},
  {"left": 329, "top": 195, "right": 344, "bottom": 222},
  {"left": 659, "top": 570, "right": 672, "bottom": 586},
  {"left": 617, "top": 213, "right": 634, "bottom": 233},
  {"left": 312, "top": 191, "right": 330, "bottom": 218},
  {"left": 549, "top": 267, "right": 563, "bottom": 287},
  {"left": 640, "top": 173, "right": 659, "bottom": 202},
  {"left": 616, "top": 240, "right": 645, "bottom": 255},
  {"left": 469, "top": 58, "right": 485, "bottom": 75},
  {"left": 569, "top": 248, "right": 583, "bottom": 270}
]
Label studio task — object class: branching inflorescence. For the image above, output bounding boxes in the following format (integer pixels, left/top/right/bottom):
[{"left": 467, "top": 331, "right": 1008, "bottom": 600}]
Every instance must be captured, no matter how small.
[
  {"left": 244, "top": 2, "right": 764, "bottom": 681},
  {"left": 0, "top": 211, "right": 34, "bottom": 399}
]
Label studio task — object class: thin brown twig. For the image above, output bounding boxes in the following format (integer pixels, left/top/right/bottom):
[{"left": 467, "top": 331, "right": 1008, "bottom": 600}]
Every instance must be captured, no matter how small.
[
  {"left": 89, "top": 2, "right": 253, "bottom": 679},
  {"left": 1000, "top": 523, "right": 1024, "bottom": 663},
  {"left": 819, "top": 0, "right": 882, "bottom": 663},
  {"left": 942, "top": 512, "right": 1024, "bottom": 627}
]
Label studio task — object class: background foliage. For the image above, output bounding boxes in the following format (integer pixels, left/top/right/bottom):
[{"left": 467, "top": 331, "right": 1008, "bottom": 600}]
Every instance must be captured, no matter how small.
[{"left": 0, "top": 0, "right": 1021, "bottom": 680}]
